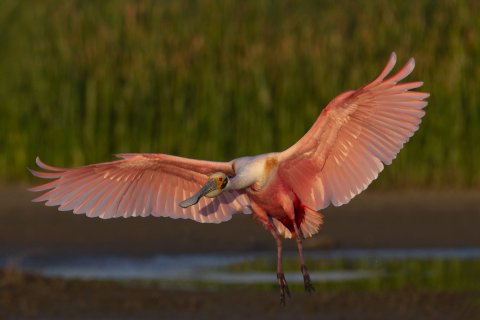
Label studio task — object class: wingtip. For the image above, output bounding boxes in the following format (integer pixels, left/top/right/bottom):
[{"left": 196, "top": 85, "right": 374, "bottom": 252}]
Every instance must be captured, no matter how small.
[
  {"left": 383, "top": 55, "right": 417, "bottom": 83},
  {"left": 34, "top": 156, "right": 65, "bottom": 172},
  {"left": 34, "top": 156, "right": 42, "bottom": 169},
  {"left": 390, "top": 52, "right": 397, "bottom": 64},
  {"left": 27, "top": 167, "right": 38, "bottom": 177},
  {"left": 28, "top": 167, "right": 47, "bottom": 179},
  {"left": 35, "top": 156, "right": 46, "bottom": 169},
  {"left": 407, "top": 57, "right": 416, "bottom": 70},
  {"left": 370, "top": 51, "right": 398, "bottom": 84},
  {"left": 28, "top": 167, "right": 63, "bottom": 179}
]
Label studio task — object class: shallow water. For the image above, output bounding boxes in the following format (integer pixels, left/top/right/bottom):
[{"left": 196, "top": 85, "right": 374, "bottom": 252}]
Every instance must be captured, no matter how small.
[{"left": 2, "top": 248, "right": 480, "bottom": 284}]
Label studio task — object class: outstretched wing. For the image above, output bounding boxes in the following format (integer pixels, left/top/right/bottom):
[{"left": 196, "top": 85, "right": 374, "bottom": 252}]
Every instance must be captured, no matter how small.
[
  {"left": 30, "top": 154, "right": 250, "bottom": 223},
  {"left": 278, "top": 53, "right": 429, "bottom": 209}
]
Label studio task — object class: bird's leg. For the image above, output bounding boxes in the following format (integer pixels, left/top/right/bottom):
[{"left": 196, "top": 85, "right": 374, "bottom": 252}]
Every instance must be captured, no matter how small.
[
  {"left": 267, "top": 219, "right": 291, "bottom": 305},
  {"left": 251, "top": 203, "right": 291, "bottom": 305},
  {"left": 293, "top": 223, "right": 315, "bottom": 293}
]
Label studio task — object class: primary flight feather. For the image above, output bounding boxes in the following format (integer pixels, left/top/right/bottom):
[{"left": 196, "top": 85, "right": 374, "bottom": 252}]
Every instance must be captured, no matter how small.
[{"left": 30, "top": 53, "right": 428, "bottom": 304}]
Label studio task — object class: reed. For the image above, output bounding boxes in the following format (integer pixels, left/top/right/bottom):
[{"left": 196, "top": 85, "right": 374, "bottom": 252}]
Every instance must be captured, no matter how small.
[
  {"left": 0, "top": 0, "right": 478, "bottom": 187},
  {"left": 224, "top": 256, "right": 480, "bottom": 291}
]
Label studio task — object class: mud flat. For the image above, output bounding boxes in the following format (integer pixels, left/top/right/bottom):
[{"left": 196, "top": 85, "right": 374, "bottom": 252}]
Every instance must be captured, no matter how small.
[
  {"left": 1, "top": 268, "right": 479, "bottom": 320},
  {"left": 1, "top": 186, "right": 480, "bottom": 319},
  {"left": 1, "top": 185, "right": 480, "bottom": 255}
]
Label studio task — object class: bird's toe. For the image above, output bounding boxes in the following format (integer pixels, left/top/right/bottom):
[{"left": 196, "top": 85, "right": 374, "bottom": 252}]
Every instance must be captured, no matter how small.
[
  {"left": 301, "top": 266, "right": 315, "bottom": 294},
  {"left": 277, "top": 272, "right": 291, "bottom": 305}
]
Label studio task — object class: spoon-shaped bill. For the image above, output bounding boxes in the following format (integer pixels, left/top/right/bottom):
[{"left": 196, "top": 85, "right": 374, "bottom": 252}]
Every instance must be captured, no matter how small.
[{"left": 178, "top": 178, "right": 218, "bottom": 208}]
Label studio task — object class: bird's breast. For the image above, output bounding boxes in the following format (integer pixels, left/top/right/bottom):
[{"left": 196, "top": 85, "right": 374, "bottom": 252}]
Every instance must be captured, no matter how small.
[
  {"left": 232, "top": 153, "right": 279, "bottom": 191},
  {"left": 250, "top": 155, "right": 279, "bottom": 191},
  {"left": 247, "top": 176, "right": 293, "bottom": 219}
]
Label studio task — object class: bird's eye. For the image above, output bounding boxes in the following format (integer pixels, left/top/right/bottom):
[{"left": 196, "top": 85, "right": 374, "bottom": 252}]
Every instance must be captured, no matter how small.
[{"left": 221, "top": 176, "right": 228, "bottom": 189}]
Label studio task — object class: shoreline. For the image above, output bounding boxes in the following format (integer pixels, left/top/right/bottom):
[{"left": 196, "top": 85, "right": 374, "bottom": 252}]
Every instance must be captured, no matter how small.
[
  {"left": 1, "top": 267, "right": 479, "bottom": 320},
  {"left": 1, "top": 185, "right": 480, "bottom": 255},
  {"left": 2, "top": 186, "right": 480, "bottom": 319}
]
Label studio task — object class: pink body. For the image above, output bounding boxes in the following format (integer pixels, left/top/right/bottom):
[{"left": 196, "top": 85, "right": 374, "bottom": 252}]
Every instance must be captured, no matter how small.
[
  {"left": 247, "top": 161, "right": 306, "bottom": 232},
  {"left": 29, "top": 53, "right": 428, "bottom": 302},
  {"left": 29, "top": 52, "right": 428, "bottom": 238}
]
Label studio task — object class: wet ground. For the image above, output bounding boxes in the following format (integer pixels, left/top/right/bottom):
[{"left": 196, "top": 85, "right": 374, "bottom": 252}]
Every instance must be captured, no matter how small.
[
  {"left": 1, "top": 185, "right": 480, "bottom": 319},
  {"left": 2, "top": 185, "right": 480, "bottom": 255},
  {"left": 1, "top": 267, "right": 479, "bottom": 320}
]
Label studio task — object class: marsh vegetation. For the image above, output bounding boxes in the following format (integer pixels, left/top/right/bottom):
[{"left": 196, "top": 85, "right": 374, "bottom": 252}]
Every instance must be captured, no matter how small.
[{"left": 1, "top": 0, "right": 479, "bottom": 187}]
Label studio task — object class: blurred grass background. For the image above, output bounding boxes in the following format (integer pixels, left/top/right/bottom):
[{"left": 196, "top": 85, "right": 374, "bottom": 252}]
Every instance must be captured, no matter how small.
[
  {"left": 0, "top": 0, "right": 479, "bottom": 187},
  {"left": 224, "top": 256, "right": 480, "bottom": 291}
]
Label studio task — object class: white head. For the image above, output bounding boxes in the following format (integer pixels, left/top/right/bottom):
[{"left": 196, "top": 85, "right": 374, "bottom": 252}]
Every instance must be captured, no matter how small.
[{"left": 178, "top": 172, "right": 229, "bottom": 208}]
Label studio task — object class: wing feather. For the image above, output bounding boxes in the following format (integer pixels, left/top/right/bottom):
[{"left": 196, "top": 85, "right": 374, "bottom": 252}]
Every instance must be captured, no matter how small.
[
  {"left": 30, "top": 154, "right": 250, "bottom": 223},
  {"left": 278, "top": 53, "right": 428, "bottom": 209}
]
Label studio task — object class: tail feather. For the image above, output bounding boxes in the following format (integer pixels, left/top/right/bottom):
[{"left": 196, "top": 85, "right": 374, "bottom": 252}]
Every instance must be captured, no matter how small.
[
  {"left": 300, "top": 207, "right": 323, "bottom": 238},
  {"left": 272, "top": 218, "right": 293, "bottom": 238},
  {"left": 272, "top": 207, "right": 324, "bottom": 239}
]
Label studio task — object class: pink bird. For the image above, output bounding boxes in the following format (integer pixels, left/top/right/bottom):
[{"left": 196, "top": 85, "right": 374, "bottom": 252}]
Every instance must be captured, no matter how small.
[{"left": 30, "top": 53, "right": 428, "bottom": 304}]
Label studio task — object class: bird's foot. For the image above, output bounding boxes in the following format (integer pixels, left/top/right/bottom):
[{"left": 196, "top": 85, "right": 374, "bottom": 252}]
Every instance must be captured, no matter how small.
[
  {"left": 301, "top": 265, "right": 315, "bottom": 294},
  {"left": 277, "top": 272, "right": 291, "bottom": 305}
]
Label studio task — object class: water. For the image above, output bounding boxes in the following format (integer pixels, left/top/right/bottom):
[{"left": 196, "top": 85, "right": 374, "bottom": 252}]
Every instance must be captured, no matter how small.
[{"left": 2, "top": 248, "right": 480, "bottom": 284}]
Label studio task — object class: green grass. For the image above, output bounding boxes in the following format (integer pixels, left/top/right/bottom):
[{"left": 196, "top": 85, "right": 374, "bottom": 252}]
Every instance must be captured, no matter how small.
[
  {"left": 123, "top": 256, "right": 480, "bottom": 292},
  {"left": 222, "top": 256, "right": 480, "bottom": 291},
  {"left": 1, "top": 0, "right": 479, "bottom": 187}
]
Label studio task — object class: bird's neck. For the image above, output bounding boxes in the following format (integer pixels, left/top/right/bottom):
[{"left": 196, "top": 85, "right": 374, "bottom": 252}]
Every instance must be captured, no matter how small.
[
  {"left": 226, "top": 175, "right": 254, "bottom": 191},
  {"left": 226, "top": 155, "right": 274, "bottom": 191}
]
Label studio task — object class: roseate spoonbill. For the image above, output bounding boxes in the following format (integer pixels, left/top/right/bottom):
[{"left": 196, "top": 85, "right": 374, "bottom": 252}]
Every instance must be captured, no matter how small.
[{"left": 30, "top": 53, "right": 428, "bottom": 304}]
